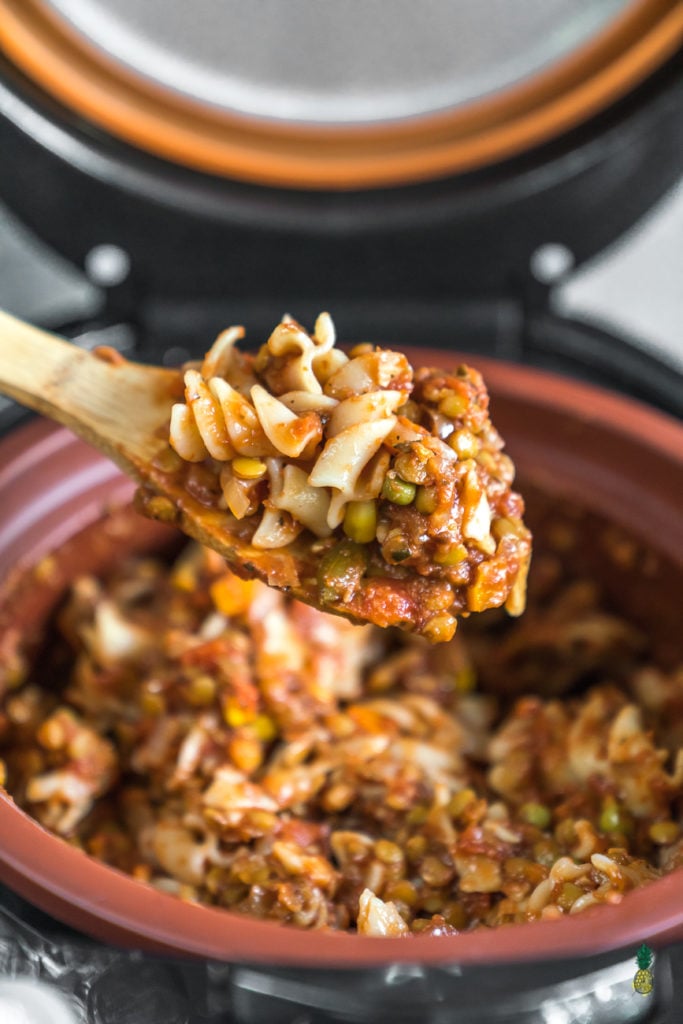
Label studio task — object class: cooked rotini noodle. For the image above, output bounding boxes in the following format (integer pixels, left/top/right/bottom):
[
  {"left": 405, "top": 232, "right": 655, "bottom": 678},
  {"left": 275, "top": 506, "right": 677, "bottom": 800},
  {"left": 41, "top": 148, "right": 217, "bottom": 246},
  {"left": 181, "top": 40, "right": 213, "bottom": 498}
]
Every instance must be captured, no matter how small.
[
  {"left": 200, "top": 325, "right": 245, "bottom": 381},
  {"left": 270, "top": 464, "right": 332, "bottom": 538},
  {"left": 167, "top": 313, "right": 531, "bottom": 640}
]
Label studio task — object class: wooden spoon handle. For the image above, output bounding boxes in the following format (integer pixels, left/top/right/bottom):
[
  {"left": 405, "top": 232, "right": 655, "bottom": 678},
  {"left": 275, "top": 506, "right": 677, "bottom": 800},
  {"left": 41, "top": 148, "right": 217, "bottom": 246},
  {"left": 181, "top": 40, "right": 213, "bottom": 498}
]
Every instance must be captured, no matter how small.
[
  {"left": 0, "top": 310, "right": 94, "bottom": 418},
  {"left": 0, "top": 309, "right": 179, "bottom": 472}
]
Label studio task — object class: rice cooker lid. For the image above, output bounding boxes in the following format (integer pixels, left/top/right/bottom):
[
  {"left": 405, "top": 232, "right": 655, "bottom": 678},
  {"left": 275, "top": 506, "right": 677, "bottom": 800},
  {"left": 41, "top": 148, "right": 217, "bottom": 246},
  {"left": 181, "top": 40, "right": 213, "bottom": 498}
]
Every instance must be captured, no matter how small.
[
  {"left": 0, "top": 0, "right": 681, "bottom": 302},
  {"left": 0, "top": 0, "right": 681, "bottom": 189}
]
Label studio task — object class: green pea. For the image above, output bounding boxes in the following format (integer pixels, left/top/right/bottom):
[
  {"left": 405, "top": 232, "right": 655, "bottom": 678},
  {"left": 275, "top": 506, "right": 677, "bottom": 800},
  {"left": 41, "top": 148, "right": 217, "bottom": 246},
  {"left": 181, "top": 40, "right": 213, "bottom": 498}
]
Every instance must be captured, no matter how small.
[
  {"left": 599, "top": 798, "right": 628, "bottom": 834},
  {"left": 343, "top": 500, "right": 378, "bottom": 544},
  {"left": 434, "top": 544, "right": 468, "bottom": 566},
  {"left": 381, "top": 475, "right": 416, "bottom": 506},
  {"left": 520, "top": 802, "right": 552, "bottom": 830},
  {"left": 415, "top": 486, "right": 437, "bottom": 515},
  {"left": 558, "top": 882, "right": 584, "bottom": 912},
  {"left": 439, "top": 393, "right": 468, "bottom": 418}
]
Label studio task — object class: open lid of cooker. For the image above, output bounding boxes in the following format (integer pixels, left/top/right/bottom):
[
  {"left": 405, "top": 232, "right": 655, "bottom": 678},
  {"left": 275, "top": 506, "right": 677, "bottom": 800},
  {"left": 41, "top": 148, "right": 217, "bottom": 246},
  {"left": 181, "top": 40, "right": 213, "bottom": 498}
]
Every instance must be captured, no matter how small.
[
  {"left": 0, "top": 0, "right": 681, "bottom": 301},
  {"left": 1, "top": 0, "right": 681, "bottom": 188}
]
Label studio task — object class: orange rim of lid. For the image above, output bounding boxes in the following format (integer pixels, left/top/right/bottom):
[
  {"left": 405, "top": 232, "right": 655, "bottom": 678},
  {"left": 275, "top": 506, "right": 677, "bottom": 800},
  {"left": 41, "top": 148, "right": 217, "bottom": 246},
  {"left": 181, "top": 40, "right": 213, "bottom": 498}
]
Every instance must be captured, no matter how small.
[{"left": 0, "top": 0, "right": 681, "bottom": 191}]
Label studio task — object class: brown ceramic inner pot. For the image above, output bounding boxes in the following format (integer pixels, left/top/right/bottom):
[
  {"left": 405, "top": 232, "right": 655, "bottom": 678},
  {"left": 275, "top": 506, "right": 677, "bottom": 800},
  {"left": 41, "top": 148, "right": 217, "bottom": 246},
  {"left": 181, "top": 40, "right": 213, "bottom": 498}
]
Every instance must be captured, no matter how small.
[{"left": 0, "top": 351, "right": 682, "bottom": 966}]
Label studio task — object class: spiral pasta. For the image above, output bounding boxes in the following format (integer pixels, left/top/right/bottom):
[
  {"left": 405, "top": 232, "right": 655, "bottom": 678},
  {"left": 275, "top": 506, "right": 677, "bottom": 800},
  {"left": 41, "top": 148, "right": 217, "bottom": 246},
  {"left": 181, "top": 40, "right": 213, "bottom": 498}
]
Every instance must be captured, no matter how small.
[
  {"left": 169, "top": 313, "right": 411, "bottom": 534},
  {"left": 167, "top": 312, "right": 531, "bottom": 641}
]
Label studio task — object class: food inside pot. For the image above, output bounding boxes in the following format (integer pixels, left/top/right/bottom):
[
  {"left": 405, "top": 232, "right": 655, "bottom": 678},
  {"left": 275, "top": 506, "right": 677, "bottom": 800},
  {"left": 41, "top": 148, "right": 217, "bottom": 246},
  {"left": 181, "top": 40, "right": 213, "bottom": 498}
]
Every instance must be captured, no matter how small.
[
  {"left": 150, "top": 313, "right": 531, "bottom": 642},
  {"left": 0, "top": 494, "right": 680, "bottom": 937}
]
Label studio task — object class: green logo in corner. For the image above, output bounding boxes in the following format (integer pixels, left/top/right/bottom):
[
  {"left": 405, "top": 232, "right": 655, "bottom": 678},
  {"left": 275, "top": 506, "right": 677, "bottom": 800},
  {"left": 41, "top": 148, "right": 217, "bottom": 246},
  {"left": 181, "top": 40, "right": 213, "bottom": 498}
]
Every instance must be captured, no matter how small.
[{"left": 633, "top": 944, "right": 654, "bottom": 995}]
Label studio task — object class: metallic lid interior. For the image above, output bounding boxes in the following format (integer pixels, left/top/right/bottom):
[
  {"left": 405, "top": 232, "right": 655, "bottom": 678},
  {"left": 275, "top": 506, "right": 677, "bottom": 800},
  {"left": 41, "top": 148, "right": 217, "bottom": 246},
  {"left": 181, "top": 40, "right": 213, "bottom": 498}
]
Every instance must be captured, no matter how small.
[{"left": 46, "top": 0, "right": 628, "bottom": 123}]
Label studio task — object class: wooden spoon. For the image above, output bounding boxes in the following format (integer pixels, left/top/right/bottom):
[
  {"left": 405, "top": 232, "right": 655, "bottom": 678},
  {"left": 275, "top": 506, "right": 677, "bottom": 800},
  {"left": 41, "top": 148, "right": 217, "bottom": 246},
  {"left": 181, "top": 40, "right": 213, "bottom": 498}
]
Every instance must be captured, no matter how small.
[
  {"left": 1, "top": 311, "right": 434, "bottom": 634},
  {"left": 0, "top": 309, "right": 531, "bottom": 639},
  {"left": 0, "top": 309, "right": 326, "bottom": 600}
]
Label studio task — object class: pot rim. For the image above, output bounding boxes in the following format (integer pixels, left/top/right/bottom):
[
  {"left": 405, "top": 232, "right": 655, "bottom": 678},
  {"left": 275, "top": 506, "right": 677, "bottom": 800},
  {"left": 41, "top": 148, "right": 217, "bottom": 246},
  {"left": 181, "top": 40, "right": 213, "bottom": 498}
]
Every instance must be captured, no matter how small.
[{"left": 0, "top": 355, "right": 682, "bottom": 965}]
